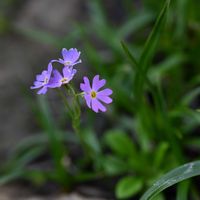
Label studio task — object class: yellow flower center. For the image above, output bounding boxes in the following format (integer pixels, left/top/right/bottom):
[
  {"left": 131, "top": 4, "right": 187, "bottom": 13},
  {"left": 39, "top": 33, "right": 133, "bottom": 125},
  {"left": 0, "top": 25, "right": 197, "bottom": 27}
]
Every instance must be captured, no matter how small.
[
  {"left": 61, "top": 77, "right": 68, "bottom": 84},
  {"left": 90, "top": 91, "right": 97, "bottom": 98}
]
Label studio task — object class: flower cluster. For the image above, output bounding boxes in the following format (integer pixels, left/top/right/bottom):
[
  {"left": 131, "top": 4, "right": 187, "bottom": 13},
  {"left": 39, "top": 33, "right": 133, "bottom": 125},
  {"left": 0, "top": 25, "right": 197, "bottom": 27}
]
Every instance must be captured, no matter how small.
[{"left": 31, "top": 48, "right": 112, "bottom": 113}]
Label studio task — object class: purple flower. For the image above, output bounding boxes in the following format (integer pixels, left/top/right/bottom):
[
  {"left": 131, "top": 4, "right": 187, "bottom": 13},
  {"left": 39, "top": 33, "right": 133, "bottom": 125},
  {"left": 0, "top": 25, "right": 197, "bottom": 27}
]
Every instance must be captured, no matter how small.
[
  {"left": 80, "top": 75, "right": 113, "bottom": 113},
  {"left": 30, "top": 63, "right": 53, "bottom": 95},
  {"left": 53, "top": 48, "right": 81, "bottom": 67},
  {"left": 49, "top": 66, "right": 77, "bottom": 88}
]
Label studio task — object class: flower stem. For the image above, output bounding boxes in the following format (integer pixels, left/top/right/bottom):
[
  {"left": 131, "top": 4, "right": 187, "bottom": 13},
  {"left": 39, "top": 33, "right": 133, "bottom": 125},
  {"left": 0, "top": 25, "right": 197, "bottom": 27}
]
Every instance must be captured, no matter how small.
[{"left": 63, "top": 84, "right": 89, "bottom": 157}]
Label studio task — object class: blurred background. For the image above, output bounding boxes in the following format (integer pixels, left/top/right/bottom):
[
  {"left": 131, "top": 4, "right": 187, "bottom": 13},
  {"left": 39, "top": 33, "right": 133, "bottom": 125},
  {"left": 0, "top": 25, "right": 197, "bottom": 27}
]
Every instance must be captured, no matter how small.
[{"left": 0, "top": 0, "right": 200, "bottom": 199}]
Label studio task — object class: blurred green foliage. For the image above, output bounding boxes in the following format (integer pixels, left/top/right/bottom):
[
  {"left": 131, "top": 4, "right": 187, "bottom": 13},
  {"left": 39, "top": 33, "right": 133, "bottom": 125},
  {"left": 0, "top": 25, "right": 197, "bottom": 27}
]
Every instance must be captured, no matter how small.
[{"left": 1, "top": 0, "right": 200, "bottom": 199}]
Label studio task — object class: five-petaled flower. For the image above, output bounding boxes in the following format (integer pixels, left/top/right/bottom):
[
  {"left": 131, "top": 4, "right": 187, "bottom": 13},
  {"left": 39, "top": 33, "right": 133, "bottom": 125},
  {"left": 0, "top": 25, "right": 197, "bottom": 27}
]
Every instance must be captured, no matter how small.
[
  {"left": 49, "top": 66, "right": 77, "bottom": 88},
  {"left": 30, "top": 63, "right": 53, "bottom": 94},
  {"left": 80, "top": 75, "right": 113, "bottom": 113},
  {"left": 53, "top": 48, "right": 81, "bottom": 67}
]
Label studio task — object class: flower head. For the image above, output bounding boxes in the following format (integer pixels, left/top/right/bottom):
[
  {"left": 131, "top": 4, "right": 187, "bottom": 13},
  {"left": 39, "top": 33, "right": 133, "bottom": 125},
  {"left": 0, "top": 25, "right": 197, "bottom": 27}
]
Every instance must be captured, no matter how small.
[
  {"left": 49, "top": 66, "right": 77, "bottom": 88},
  {"left": 30, "top": 63, "right": 53, "bottom": 94},
  {"left": 53, "top": 48, "right": 81, "bottom": 67},
  {"left": 80, "top": 75, "right": 113, "bottom": 113}
]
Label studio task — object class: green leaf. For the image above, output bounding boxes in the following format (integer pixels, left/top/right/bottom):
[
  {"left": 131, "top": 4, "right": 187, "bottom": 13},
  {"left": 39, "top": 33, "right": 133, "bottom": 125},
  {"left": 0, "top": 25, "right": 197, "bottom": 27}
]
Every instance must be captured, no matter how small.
[
  {"left": 152, "top": 194, "right": 165, "bottom": 200},
  {"left": 149, "top": 54, "right": 185, "bottom": 84},
  {"left": 15, "top": 27, "right": 60, "bottom": 46},
  {"left": 102, "top": 155, "right": 127, "bottom": 176},
  {"left": 82, "top": 128, "right": 101, "bottom": 155},
  {"left": 121, "top": 41, "right": 139, "bottom": 69},
  {"left": 0, "top": 146, "right": 44, "bottom": 185},
  {"left": 0, "top": 170, "right": 22, "bottom": 185},
  {"left": 117, "top": 11, "right": 154, "bottom": 39},
  {"left": 36, "top": 96, "right": 66, "bottom": 164},
  {"left": 9, "top": 146, "right": 45, "bottom": 170},
  {"left": 135, "top": 0, "right": 170, "bottom": 99},
  {"left": 186, "top": 138, "right": 200, "bottom": 149},
  {"left": 181, "top": 87, "right": 200, "bottom": 105},
  {"left": 116, "top": 176, "right": 143, "bottom": 199},
  {"left": 121, "top": 41, "right": 155, "bottom": 107},
  {"left": 154, "top": 142, "right": 169, "bottom": 168},
  {"left": 23, "top": 170, "right": 48, "bottom": 186},
  {"left": 11, "top": 134, "right": 48, "bottom": 156},
  {"left": 139, "top": 0, "right": 170, "bottom": 72},
  {"left": 88, "top": 0, "right": 120, "bottom": 52},
  {"left": 36, "top": 96, "right": 71, "bottom": 187},
  {"left": 140, "top": 160, "right": 200, "bottom": 200},
  {"left": 103, "top": 130, "right": 137, "bottom": 158},
  {"left": 174, "top": 0, "right": 189, "bottom": 42},
  {"left": 176, "top": 181, "right": 190, "bottom": 200}
]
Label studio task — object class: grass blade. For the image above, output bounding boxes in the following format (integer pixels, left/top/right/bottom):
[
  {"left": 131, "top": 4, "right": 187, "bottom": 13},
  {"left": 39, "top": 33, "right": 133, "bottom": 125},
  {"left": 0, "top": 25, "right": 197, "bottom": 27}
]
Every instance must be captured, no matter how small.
[
  {"left": 135, "top": 0, "right": 170, "bottom": 99},
  {"left": 139, "top": 0, "right": 170, "bottom": 72},
  {"left": 121, "top": 41, "right": 139, "bottom": 68},
  {"left": 117, "top": 11, "right": 154, "bottom": 39},
  {"left": 140, "top": 160, "right": 200, "bottom": 200},
  {"left": 176, "top": 181, "right": 190, "bottom": 200}
]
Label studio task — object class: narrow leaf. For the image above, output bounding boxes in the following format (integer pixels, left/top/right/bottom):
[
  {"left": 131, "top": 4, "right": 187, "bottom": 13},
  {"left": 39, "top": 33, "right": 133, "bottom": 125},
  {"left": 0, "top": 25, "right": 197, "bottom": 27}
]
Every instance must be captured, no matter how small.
[
  {"left": 118, "top": 11, "right": 154, "bottom": 39},
  {"left": 139, "top": 0, "right": 170, "bottom": 71},
  {"left": 140, "top": 160, "right": 200, "bottom": 200},
  {"left": 116, "top": 176, "right": 143, "bottom": 199},
  {"left": 121, "top": 41, "right": 139, "bottom": 69},
  {"left": 176, "top": 181, "right": 190, "bottom": 200}
]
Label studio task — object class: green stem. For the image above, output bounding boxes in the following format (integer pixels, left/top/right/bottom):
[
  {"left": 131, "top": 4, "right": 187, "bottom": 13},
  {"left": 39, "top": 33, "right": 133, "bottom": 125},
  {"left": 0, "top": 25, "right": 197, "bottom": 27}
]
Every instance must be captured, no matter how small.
[{"left": 62, "top": 84, "right": 89, "bottom": 157}]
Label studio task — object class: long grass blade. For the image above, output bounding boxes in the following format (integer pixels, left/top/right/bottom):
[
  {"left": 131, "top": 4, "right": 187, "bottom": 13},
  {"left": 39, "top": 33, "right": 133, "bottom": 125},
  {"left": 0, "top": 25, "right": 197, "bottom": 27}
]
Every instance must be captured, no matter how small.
[
  {"left": 140, "top": 160, "right": 200, "bottom": 200},
  {"left": 121, "top": 41, "right": 139, "bottom": 68},
  {"left": 139, "top": 0, "right": 170, "bottom": 72}
]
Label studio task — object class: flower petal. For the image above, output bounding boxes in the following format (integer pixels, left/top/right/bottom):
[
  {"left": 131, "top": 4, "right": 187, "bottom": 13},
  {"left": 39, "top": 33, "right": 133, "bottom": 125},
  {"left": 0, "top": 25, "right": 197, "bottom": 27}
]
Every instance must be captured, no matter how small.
[
  {"left": 91, "top": 99, "right": 99, "bottom": 113},
  {"left": 42, "top": 70, "right": 48, "bottom": 76},
  {"left": 80, "top": 83, "right": 86, "bottom": 92},
  {"left": 46, "top": 63, "right": 52, "bottom": 79},
  {"left": 80, "top": 77, "right": 91, "bottom": 92},
  {"left": 48, "top": 78, "right": 62, "bottom": 88},
  {"left": 97, "top": 95, "right": 112, "bottom": 104},
  {"left": 31, "top": 81, "right": 43, "bottom": 89},
  {"left": 36, "top": 74, "right": 45, "bottom": 81},
  {"left": 47, "top": 62, "right": 53, "bottom": 73},
  {"left": 30, "top": 85, "right": 41, "bottom": 89},
  {"left": 91, "top": 99, "right": 106, "bottom": 113},
  {"left": 62, "top": 66, "right": 76, "bottom": 78},
  {"left": 97, "top": 88, "right": 113, "bottom": 96},
  {"left": 62, "top": 48, "right": 68, "bottom": 60},
  {"left": 92, "top": 75, "right": 106, "bottom": 91},
  {"left": 70, "top": 60, "right": 82, "bottom": 66},
  {"left": 84, "top": 94, "right": 92, "bottom": 108},
  {"left": 53, "top": 69, "right": 62, "bottom": 81},
  {"left": 34, "top": 81, "right": 43, "bottom": 86},
  {"left": 37, "top": 86, "right": 48, "bottom": 95},
  {"left": 62, "top": 48, "right": 81, "bottom": 63}
]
